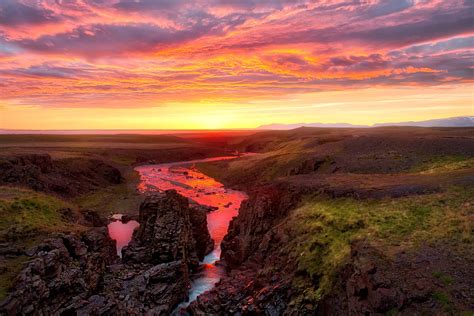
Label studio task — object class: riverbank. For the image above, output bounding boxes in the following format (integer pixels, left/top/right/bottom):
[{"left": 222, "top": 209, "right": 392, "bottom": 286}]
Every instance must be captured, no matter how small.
[
  {"left": 0, "top": 190, "right": 217, "bottom": 314},
  {"left": 0, "top": 133, "right": 240, "bottom": 301},
  {"left": 133, "top": 156, "right": 248, "bottom": 305},
  {"left": 189, "top": 127, "right": 474, "bottom": 314}
]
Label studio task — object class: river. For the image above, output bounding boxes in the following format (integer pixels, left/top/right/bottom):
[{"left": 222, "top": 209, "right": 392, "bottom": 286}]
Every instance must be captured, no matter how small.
[{"left": 107, "top": 155, "right": 248, "bottom": 305}]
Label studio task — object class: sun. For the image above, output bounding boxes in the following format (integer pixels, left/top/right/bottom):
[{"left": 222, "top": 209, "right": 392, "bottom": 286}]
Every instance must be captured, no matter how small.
[{"left": 191, "top": 113, "right": 234, "bottom": 129}]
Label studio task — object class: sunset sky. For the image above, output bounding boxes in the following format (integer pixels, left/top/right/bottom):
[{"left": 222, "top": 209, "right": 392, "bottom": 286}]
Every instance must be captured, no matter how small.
[{"left": 1, "top": 0, "right": 473, "bottom": 130}]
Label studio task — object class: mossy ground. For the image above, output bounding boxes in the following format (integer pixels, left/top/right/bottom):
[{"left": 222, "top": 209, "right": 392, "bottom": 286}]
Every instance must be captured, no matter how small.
[
  {"left": 409, "top": 155, "right": 474, "bottom": 174},
  {"left": 0, "top": 186, "right": 81, "bottom": 241},
  {"left": 196, "top": 151, "right": 314, "bottom": 186},
  {"left": 286, "top": 186, "right": 473, "bottom": 302},
  {"left": 0, "top": 255, "right": 28, "bottom": 300},
  {"left": 0, "top": 186, "right": 88, "bottom": 300},
  {"left": 74, "top": 168, "right": 143, "bottom": 217}
]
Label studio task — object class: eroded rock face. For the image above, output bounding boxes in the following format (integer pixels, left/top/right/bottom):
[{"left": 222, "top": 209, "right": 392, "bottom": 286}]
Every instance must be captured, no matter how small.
[
  {"left": 221, "top": 183, "right": 302, "bottom": 270},
  {"left": 1, "top": 190, "right": 214, "bottom": 315},
  {"left": 320, "top": 241, "right": 474, "bottom": 315},
  {"left": 71, "top": 261, "right": 190, "bottom": 315},
  {"left": 188, "top": 184, "right": 308, "bottom": 315},
  {"left": 122, "top": 190, "right": 200, "bottom": 268},
  {"left": 0, "top": 228, "right": 118, "bottom": 315},
  {"left": 189, "top": 205, "right": 214, "bottom": 260}
]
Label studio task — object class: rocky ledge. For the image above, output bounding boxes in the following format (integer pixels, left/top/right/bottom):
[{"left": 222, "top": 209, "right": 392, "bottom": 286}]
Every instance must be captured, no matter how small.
[
  {"left": 0, "top": 154, "right": 122, "bottom": 197},
  {"left": 188, "top": 183, "right": 305, "bottom": 315},
  {"left": 0, "top": 228, "right": 118, "bottom": 315},
  {"left": 0, "top": 190, "right": 213, "bottom": 315},
  {"left": 188, "top": 180, "right": 474, "bottom": 315}
]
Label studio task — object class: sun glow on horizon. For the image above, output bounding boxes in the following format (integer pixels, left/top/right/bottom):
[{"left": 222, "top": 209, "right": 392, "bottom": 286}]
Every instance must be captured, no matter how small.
[
  {"left": 2, "top": 86, "right": 473, "bottom": 130},
  {"left": 0, "top": 1, "right": 473, "bottom": 129}
]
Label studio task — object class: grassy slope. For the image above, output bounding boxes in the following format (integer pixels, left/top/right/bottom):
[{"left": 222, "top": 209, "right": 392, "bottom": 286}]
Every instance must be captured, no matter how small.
[
  {"left": 74, "top": 167, "right": 142, "bottom": 216},
  {"left": 287, "top": 186, "right": 472, "bottom": 300},
  {"left": 196, "top": 149, "right": 318, "bottom": 187},
  {"left": 0, "top": 187, "right": 85, "bottom": 240},
  {"left": 410, "top": 156, "right": 474, "bottom": 174},
  {"left": 195, "top": 128, "right": 474, "bottom": 312},
  {"left": 0, "top": 187, "right": 88, "bottom": 299},
  {"left": 197, "top": 128, "right": 474, "bottom": 188}
]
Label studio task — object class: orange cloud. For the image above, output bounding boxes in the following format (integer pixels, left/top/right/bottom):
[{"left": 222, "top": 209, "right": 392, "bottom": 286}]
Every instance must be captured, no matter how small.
[{"left": 0, "top": 0, "right": 473, "bottom": 129}]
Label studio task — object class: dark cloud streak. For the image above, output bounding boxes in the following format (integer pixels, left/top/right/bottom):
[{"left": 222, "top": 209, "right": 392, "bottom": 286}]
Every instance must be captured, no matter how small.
[{"left": 0, "top": 0, "right": 62, "bottom": 26}]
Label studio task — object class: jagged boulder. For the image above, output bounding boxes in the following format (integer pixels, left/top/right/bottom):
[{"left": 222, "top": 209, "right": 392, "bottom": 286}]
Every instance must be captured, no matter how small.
[
  {"left": 67, "top": 261, "right": 190, "bottom": 315},
  {"left": 0, "top": 228, "right": 117, "bottom": 315},
  {"left": 122, "top": 190, "right": 200, "bottom": 268}
]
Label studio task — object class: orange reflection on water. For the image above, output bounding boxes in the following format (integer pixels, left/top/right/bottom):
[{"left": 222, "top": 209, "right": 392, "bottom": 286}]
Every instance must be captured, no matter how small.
[
  {"left": 107, "top": 217, "right": 140, "bottom": 257},
  {"left": 135, "top": 155, "right": 248, "bottom": 303}
]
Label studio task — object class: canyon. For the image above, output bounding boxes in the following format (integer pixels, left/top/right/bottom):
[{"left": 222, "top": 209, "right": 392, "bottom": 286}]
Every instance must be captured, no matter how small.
[{"left": 0, "top": 127, "right": 473, "bottom": 315}]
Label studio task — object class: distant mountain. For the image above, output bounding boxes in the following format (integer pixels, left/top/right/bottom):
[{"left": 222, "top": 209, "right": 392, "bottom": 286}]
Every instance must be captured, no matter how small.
[
  {"left": 257, "top": 116, "right": 474, "bottom": 130},
  {"left": 257, "top": 122, "right": 368, "bottom": 129},
  {"left": 374, "top": 116, "right": 474, "bottom": 127}
]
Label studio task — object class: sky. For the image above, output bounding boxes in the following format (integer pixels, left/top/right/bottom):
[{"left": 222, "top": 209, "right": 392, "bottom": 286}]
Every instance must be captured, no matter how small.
[{"left": 0, "top": 0, "right": 473, "bottom": 130}]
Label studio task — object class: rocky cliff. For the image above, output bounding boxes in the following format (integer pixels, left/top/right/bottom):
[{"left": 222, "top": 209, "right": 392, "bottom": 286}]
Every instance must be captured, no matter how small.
[
  {"left": 188, "top": 183, "right": 310, "bottom": 315},
  {"left": 0, "top": 154, "right": 122, "bottom": 197},
  {"left": 188, "top": 179, "right": 474, "bottom": 315},
  {"left": 1, "top": 190, "right": 213, "bottom": 315},
  {"left": 221, "top": 183, "right": 302, "bottom": 270},
  {"left": 0, "top": 228, "right": 118, "bottom": 315},
  {"left": 189, "top": 204, "right": 214, "bottom": 260}
]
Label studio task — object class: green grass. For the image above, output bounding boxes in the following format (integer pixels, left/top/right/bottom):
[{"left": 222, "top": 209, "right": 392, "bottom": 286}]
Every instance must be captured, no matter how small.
[
  {"left": 0, "top": 186, "right": 88, "bottom": 300},
  {"left": 197, "top": 151, "right": 320, "bottom": 186},
  {"left": 285, "top": 186, "right": 473, "bottom": 300},
  {"left": 74, "top": 168, "right": 142, "bottom": 216},
  {"left": 432, "top": 271, "right": 454, "bottom": 286},
  {"left": 410, "top": 156, "right": 474, "bottom": 174},
  {"left": 432, "top": 291, "right": 455, "bottom": 313},
  {"left": 0, "top": 187, "right": 77, "bottom": 240}
]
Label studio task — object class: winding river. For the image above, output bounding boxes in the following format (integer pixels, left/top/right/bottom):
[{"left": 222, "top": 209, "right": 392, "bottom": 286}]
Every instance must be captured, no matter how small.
[{"left": 108, "top": 155, "right": 248, "bottom": 305}]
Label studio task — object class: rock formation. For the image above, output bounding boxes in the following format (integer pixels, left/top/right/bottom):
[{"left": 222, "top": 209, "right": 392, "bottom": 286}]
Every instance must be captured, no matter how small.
[
  {"left": 221, "top": 183, "right": 302, "bottom": 270},
  {"left": 188, "top": 184, "right": 307, "bottom": 315},
  {"left": 0, "top": 190, "right": 214, "bottom": 315},
  {"left": 189, "top": 205, "right": 214, "bottom": 260},
  {"left": 122, "top": 190, "right": 200, "bottom": 268},
  {"left": 0, "top": 228, "right": 117, "bottom": 315}
]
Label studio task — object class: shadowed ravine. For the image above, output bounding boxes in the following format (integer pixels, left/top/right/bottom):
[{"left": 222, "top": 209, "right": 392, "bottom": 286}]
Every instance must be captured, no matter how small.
[{"left": 111, "top": 155, "right": 248, "bottom": 306}]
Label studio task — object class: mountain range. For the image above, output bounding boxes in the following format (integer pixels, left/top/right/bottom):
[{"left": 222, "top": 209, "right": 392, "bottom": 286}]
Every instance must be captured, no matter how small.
[{"left": 258, "top": 116, "right": 474, "bottom": 129}]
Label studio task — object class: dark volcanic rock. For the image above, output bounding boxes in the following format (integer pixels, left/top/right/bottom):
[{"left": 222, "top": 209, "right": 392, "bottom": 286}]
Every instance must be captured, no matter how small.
[
  {"left": 0, "top": 228, "right": 118, "bottom": 315},
  {"left": 122, "top": 190, "right": 200, "bottom": 268},
  {"left": 0, "top": 154, "right": 50, "bottom": 191},
  {"left": 189, "top": 205, "right": 214, "bottom": 260},
  {"left": 72, "top": 261, "right": 190, "bottom": 315},
  {"left": 59, "top": 208, "right": 108, "bottom": 227},
  {"left": 1, "top": 191, "right": 214, "bottom": 315},
  {"left": 79, "top": 209, "right": 108, "bottom": 227},
  {"left": 221, "top": 183, "right": 302, "bottom": 269},
  {"left": 188, "top": 184, "right": 308, "bottom": 315},
  {"left": 320, "top": 240, "right": 474, "bottom": 315}
]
